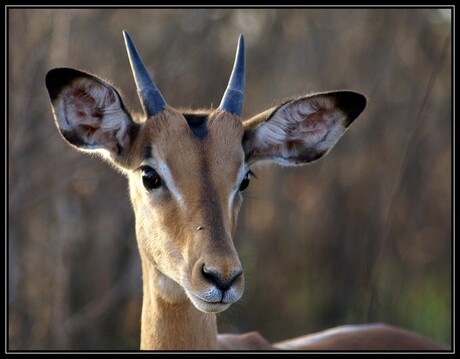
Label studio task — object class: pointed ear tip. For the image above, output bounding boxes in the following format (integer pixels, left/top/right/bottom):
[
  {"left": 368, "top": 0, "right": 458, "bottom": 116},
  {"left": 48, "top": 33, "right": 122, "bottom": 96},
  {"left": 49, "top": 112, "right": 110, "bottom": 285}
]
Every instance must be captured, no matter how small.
[
  {"left": 320, "top": 91, "right": 367, "bottom": 126},
  {"left": 338, "top": 91, "right": 367, "bottom": 124},
  {"left": 45, "top": 68, "right": 80, "bottom": 99},
  {"left": 333, "top": 91, "right": 367, "bottom": 113},
  {"left": 46, "top": 67, "right": 66, "bottom": 81},
  {"left": 45, "top": 68, "right": 56, "bottom": 84},
  {"left": 351, "top": 92, "right": 367, "bottom": 112}
]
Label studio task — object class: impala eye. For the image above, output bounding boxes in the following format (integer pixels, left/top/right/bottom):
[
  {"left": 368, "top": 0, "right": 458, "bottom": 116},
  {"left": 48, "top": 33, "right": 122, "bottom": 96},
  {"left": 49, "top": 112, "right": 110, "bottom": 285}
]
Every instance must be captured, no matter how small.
[
  {"left": 239, "top": 171, "right": 251, "bottom": 192},
  {"left": 141, "top": 166, "right": 162, "bottom": 190}
]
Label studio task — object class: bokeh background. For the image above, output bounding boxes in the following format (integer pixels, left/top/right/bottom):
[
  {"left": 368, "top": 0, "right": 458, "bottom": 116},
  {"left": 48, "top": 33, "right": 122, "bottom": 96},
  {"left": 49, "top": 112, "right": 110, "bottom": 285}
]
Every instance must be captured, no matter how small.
[{"left": 8, "top": 8, "right": 452, "bottom": 350}]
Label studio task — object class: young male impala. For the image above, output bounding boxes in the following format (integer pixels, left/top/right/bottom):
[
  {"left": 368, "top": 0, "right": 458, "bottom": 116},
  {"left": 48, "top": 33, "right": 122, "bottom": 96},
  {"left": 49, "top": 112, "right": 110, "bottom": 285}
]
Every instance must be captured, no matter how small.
[{"left": 45, "top": 31, "right": 446, "bottom": 351}]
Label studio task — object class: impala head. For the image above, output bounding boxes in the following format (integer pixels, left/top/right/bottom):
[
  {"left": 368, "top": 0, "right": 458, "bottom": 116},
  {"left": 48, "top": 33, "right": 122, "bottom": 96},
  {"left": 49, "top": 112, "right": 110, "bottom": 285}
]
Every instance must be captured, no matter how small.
[{"left": 45, "top": 32, "right": 366, "bottom": 314}]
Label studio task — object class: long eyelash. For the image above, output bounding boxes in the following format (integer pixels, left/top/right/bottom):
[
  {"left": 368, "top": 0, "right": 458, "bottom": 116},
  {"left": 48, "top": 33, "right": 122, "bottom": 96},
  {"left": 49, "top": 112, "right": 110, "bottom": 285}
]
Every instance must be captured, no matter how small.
[{"left": 248, "top": 169, "right": 257, "bottom": 179}]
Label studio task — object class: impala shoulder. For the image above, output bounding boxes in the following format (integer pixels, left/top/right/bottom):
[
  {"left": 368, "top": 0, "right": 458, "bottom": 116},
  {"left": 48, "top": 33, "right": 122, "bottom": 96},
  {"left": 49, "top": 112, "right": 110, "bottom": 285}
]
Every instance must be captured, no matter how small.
[
  {"left": 217, "top": 331, "right": 276, "bottom": 350},
  {"left": 273, "top": 323, "right": 448, "bottom": 351}
]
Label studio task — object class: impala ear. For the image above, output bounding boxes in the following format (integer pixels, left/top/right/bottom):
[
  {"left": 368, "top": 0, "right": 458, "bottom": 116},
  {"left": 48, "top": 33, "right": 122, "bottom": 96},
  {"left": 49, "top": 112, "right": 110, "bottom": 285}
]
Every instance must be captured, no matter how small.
[
  {"left": 243, "top": 91, "right": 366, "bottom": 166},
  {"left": 45, "top": 68, "right": 139, "bottom": 163}
]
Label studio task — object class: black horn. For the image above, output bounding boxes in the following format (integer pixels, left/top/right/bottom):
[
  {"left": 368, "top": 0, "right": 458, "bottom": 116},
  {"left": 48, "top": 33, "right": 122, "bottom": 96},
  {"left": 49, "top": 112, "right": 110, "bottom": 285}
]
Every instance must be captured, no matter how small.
[
  {"left": 123, "top": 30, "right": 166, "bottom": 117},
  {"left": 219, "top": 35, "right": 245, "bottom": 116}
]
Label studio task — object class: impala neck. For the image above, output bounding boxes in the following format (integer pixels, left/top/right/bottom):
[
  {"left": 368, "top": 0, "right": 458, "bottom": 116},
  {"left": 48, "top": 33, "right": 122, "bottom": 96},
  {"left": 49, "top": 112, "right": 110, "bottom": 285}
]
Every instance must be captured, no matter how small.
[{"left": 139, "top": 253, "right": 218, "bottom": 350}]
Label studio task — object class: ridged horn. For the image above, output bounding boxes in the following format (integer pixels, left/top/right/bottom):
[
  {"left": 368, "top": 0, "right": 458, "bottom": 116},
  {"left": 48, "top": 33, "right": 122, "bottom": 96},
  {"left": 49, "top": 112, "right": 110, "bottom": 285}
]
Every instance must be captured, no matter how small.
[
  {"left": 219, "top": 35, "right": 245, "bottom": 116},
  {"left": 123, "top": 30, "right": 166, "bottom": 117}
]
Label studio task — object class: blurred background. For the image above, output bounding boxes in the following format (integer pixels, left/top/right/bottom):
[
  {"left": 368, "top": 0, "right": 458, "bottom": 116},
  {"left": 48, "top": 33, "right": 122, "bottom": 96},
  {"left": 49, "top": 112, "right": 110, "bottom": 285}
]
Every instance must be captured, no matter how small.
[{"left": 8, "top": 8, "right": 451, "bottom": 350}]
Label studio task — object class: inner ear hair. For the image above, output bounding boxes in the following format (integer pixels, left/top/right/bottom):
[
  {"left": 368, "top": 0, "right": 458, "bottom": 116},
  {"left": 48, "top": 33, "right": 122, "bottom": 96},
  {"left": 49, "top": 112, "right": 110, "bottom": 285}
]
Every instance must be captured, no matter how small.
[
  {"left": 46, "top": 68, "right": 138, "bottom": 164},
  {"left": 242, "top": 91, "right": 366, "bottom": 166}
]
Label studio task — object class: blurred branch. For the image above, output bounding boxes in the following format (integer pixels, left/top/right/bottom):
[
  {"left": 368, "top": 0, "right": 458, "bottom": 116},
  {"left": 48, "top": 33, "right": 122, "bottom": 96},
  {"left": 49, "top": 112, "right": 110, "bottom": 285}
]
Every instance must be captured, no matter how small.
[
  {"left": 64, "top": 253, "right": 140, "bottom": 334},
  {"left": 365, "top": 30, "right": 451, "bottom": 319}
]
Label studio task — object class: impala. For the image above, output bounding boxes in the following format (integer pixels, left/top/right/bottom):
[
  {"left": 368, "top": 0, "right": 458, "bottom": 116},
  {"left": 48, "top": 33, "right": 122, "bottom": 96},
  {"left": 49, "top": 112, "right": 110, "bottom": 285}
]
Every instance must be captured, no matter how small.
[{"left": 45, "top": 31, "right": 446, "bottom": 350}]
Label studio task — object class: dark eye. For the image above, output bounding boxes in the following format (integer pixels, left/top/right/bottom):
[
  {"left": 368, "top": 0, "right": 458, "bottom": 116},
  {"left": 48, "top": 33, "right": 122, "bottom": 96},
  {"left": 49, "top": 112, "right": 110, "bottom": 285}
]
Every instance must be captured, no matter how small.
[
  {"left": 141, "top": 166, "right": 162, "bottom": 190},
  {"left": 239, "top": 172, "right": 251, "bottom": 192}
]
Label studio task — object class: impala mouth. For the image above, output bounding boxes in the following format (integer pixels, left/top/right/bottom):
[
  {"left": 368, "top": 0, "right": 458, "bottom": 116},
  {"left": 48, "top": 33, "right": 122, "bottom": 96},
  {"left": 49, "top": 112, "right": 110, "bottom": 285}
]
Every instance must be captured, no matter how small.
[
  {"left": 185, "top": 288, "right": 241, "bottom": 313},
  {"left": 188, "top": 293, "right": 232, "bottom": 313}
]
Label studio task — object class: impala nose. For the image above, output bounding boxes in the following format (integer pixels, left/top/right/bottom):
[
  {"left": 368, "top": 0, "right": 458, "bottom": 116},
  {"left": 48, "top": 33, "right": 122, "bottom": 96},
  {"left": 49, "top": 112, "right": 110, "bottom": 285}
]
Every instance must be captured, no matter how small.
[{"left": 202, "top": 265, "right": 243, "bottom": 291}]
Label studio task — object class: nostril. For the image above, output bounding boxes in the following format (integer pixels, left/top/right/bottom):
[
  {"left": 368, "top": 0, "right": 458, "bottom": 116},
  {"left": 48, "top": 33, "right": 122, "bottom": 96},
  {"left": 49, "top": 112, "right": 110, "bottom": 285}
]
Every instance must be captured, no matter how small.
[
  {"left": 202, "top": 265, "right": 224, "bottom": 289},
  {"left": 202, "top": 265, "right": 242, "bottom": 291},
  {"left": 202, "top": 266, "right": 217, "bottom": 284}
]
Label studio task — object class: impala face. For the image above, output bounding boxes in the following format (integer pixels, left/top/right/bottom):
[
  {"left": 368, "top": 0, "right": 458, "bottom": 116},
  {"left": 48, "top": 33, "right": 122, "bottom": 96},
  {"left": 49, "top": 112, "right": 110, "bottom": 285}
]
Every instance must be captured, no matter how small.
[
  {"left": 129, "top": 108, "right": 247, "bottom": 312},
  {"left": 46, "top": 32, "right": 366, "bottom": 314}
]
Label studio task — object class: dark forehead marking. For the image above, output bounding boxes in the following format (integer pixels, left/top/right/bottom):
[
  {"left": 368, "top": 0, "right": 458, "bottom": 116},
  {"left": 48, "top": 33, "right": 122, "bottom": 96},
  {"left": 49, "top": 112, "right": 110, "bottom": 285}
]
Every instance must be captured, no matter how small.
[{"left": 182, "top": 113, "right": 208, "bottom": 140}]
